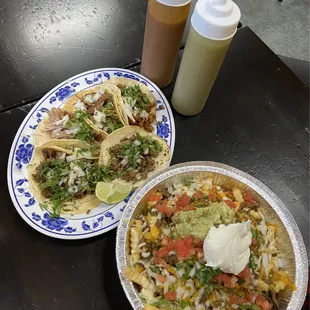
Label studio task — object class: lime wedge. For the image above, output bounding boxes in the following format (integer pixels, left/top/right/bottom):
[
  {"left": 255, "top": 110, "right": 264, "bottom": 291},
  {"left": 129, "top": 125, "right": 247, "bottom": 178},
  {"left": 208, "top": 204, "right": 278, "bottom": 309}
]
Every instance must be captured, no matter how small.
[{"left": 95, "top": 182, "right": 132, "bottom": 204}]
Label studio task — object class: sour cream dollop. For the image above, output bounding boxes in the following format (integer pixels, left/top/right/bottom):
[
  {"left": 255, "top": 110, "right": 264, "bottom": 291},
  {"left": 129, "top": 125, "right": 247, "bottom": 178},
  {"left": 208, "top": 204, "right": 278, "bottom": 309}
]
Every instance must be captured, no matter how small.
[{"left": 203, "top": 221, "right": 252, "bottom": 275}]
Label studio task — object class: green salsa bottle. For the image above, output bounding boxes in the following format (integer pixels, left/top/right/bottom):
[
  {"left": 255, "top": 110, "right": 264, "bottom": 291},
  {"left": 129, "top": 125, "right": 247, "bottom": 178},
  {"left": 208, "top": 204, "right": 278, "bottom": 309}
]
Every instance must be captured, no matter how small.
[{"left": 172, "top": 0, "right": 241, "bottom": 116}]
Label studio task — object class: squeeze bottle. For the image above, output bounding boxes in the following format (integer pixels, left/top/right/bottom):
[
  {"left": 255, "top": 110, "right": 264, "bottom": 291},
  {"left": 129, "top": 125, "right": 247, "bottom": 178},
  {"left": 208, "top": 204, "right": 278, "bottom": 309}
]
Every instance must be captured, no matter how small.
[
  {"left": 171, "top": 0, "right": 241, "bottom": 115},
  {"left": 141, "top": 0, "right": 191, "bottom": 88}
]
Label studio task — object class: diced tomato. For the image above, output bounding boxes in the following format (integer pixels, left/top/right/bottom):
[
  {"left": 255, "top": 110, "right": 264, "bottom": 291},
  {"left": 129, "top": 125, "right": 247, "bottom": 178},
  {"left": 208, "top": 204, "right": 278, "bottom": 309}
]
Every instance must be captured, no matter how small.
[
  {"left": 193, "top": 191, "right": 203, "bottom": 200},
  {"left": 225, "top": 200, "right": 236, "bottom": 209},
  {"left": 245, "top": 291, "right": 258, "bottom": 303},
  {"left": 156, "top": 200, "right": 172, "bottom": 217},
  {"left": 214, "top": 273, "right": 237, "bottom": 289},
  {"left": 238, "top": 266, "right": 251, "bottom": 284},
  {"left": 164, "top": 291, "right": 177, "bottom": 301},
  {"left": 174, "top": 194, "right": 195, "bottom": 214},
  {"left": 146, "top": 191, "right": 162, "bottom": 202},
  {"left": 176, "top": 194, "right": 190, "bottom": 208},
  {"left": 155, "top": 236, "right": 195, "bottom": 260},
  {"left": 208, "top": 193, "right": 217, "bottom": 201},
  {"left": 156, "top": 246, "right": 169, "bottom": 258},
  {"left": 229, "top": 295, "right": 246, "bottom": 305},
  {"left": 156, "top": 274, "right": 167, "bottom": 283},
  {"left": 244, "top": 191, "right": 254, "bottom": 203},
  {"left": 175, "top": 236, "right": 195, "bottom": 259},
  {"left": 255, "top": 295, "right": 272, "bottom": 310},
  {"left": 183, "top": 235, "right": 192, "bottom": 247}
]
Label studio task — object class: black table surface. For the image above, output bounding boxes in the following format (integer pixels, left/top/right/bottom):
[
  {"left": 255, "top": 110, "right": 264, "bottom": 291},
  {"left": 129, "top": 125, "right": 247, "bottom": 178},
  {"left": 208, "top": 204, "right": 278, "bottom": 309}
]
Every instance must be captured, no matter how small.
[
  {"left": 0, "top": 26, "right": 309, "bottom": 309},
  {"left": 0, "top": 0, "right": 199, "bottom": 110}
]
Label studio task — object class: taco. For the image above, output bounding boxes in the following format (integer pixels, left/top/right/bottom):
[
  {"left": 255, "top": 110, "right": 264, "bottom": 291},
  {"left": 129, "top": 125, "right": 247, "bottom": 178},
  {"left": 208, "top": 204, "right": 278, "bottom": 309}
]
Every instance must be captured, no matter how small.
[
  {"left": 64, "top": 84, "right": 127, "bottom": 135},
  {"left": 99, "top": 126, "right": 170, "bottom": 188},
  {"left": 105, "top": 78, "right": 156, "bottom": 132},
  {"left": 33, "top": 107, "right": 107, "bottom": 147},
  {"left": 28, "top": 140, "right": 113, "bottom": 216}
]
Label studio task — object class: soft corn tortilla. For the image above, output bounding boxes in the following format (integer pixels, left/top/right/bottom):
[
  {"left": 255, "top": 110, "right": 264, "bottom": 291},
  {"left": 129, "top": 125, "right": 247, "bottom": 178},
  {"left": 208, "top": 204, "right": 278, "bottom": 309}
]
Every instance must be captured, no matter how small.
[
  {"left": 28, "top": 140, "right": 101, "bottom": 215},
  {"left": 105, "top": 77, "right": 156, "bottom": 130},
  {"left": 33, "top": 105, "right": 107, "bottom": 148},
  {"left": 99, "top": 126, "right": 170, "bottom": 188},
  {"left": 64, "top": 83, "right": 128, "bottom": 132}
]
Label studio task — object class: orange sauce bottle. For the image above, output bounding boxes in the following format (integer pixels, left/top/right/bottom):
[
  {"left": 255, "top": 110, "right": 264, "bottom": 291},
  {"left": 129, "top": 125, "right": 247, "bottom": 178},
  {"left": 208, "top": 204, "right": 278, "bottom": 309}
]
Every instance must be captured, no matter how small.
[{"left": 141, "top": 0, "right": 191, "bottom": 88}]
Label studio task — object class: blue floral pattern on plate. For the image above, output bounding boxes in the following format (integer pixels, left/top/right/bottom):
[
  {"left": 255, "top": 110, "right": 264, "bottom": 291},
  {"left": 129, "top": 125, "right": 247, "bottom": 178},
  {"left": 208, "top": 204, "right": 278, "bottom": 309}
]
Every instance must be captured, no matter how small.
[
  {"left": 15, "top": 136, "right": 34, "bottom": 170},
  {"left": 49, "top": 83, "right": 80, "bottom": 104},
  {"left": 8, "top": 68, "right": 175, "bottom": 240},
  {"left": 157, "top": 115, "right": 170, "bottom": 140},
  {"left": 32, "top": 212, "right": 76, "bottom": 233}
]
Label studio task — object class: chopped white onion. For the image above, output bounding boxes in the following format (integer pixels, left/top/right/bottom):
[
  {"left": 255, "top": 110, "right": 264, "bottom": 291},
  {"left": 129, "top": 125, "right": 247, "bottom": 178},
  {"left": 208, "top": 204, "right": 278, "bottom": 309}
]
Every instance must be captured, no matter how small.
[
  {"left": 120, "top": 158, "right": 128, "bottom": 166},
  {"left": 93, "top": 92, "right": 101, "bottom": 101},
  {"left": 54, "top": 114, "right": 69, "bottom": 126},
  {"left": 141, "top": 252, "right": 150, "bottom": 258},
  {"left": 84, "top": 95, "right": 94, "bottom": 103},
  {"left": 140, "top": 110, "right": 149, "bottom": 119},
  {"left": 68, "top": 185, "right": 78, "bottom": 194},
  {"left": 189, "top": 267, "right": 196, "bottom": 277},
  {"left": 74, "top": 100, "right": 86, "bottom": 110}
]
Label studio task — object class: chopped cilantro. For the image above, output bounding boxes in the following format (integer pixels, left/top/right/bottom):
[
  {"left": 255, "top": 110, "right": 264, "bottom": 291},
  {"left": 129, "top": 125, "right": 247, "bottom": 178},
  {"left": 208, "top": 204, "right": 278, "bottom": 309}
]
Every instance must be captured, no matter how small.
[
  {"left": 195, "top": 266, "right": 221, "bottom": 286},
  {"left": 70, "top": 110, "right": 97, "bottom": 142},
  {"left": 180, "top": 300, "right": 190, "bottom": 309},
  {"left": 152, "top": 299, "right": 171, "bottom": 310},
  {"left": 101, "top": 102, "right": 123, "bottom": 133},
  {"left": 150, "top": 266, "right": 160, "bottom": 273},
  {"left": 252, "top": 228, "right": 259, "bottom": 239},
  {"left": 252, "top": 228, "right": 263, "bottom": 245},
  {"left": 35, "top": 156, "right": 117, "bottom": 217},
  {"left": 200, "top": 283, "right": 223, "bottom": 301},
  {"left": 121, "top": 85, "right": 150, "bottom": 111},
  {"left": 114, "top": 133, "right": 162, "bottom": 169},
  {"left": 238, "top": 278, "right": 246, "bottom": 285},
  {"left": 248, "top": 253, "right": 258, "bottom": 271},
  {"left": 183, "top": 177, "right": 193, "bottom": 187},
  {"left": 176, "top": 261, "right": 195, "bottom": 280},
  {"left": 263, "top": 291, "right": 271, "bottom": 301},
  {"left": 87, "top": 164, "right": 118, "bottom": 189}
]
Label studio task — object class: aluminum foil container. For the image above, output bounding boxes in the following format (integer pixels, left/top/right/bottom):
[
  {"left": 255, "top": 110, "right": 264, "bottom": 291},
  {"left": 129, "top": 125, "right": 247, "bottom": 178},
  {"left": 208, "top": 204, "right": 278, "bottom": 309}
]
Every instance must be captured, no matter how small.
[{"left": 116, "top": 161, "right": 308, "bottom": 310}]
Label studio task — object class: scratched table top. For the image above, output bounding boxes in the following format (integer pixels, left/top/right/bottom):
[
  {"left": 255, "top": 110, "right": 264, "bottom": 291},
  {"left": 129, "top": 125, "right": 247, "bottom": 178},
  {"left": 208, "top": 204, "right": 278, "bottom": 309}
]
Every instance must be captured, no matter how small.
[
  {"left": 0, "top": 0, "right": 309, "bottom": 308},
  {"left": 0, "top": 0, "right": 198, "bottom": 110}
]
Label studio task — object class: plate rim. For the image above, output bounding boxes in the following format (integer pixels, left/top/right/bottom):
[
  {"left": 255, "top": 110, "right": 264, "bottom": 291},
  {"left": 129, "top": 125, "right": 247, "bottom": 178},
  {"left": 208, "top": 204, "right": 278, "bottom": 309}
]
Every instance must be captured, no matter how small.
[{"left": 7, "top": 67, "right": 176, "bottom": 240}]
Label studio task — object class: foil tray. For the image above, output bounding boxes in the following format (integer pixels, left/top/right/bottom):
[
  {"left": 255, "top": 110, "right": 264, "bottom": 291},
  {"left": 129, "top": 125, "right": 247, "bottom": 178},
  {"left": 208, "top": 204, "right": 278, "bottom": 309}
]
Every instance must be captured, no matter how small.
[{"left": 116, "top": 161, "right": 308, "bottom": 310}]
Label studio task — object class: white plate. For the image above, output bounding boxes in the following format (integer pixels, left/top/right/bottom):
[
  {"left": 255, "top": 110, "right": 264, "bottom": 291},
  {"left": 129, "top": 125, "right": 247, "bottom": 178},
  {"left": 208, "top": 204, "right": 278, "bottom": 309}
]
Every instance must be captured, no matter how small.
[{"left": 7, "top": 68, "right": 175, "bottom": 240}]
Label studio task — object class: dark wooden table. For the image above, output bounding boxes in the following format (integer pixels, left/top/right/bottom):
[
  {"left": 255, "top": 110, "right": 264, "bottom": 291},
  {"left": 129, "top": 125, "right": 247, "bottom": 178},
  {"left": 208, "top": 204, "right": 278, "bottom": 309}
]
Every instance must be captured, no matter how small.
[
  {"left": 0, "top": 0, "right": 199, "bottom": 111},
  {"left": 0, "top": 1, "right": 309, "bottom": 308}
]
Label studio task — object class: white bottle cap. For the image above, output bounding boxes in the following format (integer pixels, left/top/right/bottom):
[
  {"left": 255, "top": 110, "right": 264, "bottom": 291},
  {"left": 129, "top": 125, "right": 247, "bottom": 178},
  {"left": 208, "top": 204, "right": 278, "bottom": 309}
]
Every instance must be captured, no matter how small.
[
  {"left": 157, "top": 0, "right": 191, "bottom": 7},
  {"left": 191, "top": 0, "right": 241, "bottom": 40}
]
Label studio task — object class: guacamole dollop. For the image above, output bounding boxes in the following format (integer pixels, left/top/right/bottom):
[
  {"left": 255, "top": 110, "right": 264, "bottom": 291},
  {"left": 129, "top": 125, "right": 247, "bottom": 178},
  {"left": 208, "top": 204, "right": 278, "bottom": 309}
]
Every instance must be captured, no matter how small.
[{"left": 173, "top": 202, "right": 234, "bottom": 240}]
